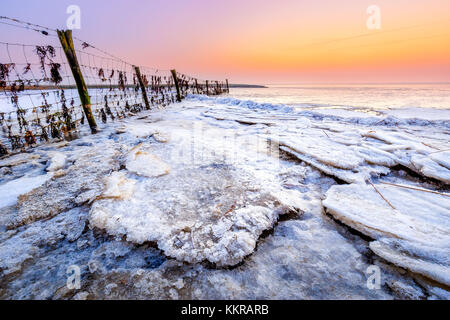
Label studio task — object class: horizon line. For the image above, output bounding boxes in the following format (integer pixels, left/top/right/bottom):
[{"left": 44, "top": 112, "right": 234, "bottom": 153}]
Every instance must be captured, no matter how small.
[{"left": 236, "top": 81, "right": 450, "bottom": 86}]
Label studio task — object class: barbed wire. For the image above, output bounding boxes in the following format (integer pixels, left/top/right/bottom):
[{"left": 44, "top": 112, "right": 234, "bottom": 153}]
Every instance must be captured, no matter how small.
[{"left": 0, "top": 16, "right": 228, "bottom": 156}]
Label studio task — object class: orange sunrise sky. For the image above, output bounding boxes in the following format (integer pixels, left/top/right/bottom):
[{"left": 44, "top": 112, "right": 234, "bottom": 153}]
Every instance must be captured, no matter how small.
[{"left": 3, "top": 0, "right": 450, "bottom": 84}]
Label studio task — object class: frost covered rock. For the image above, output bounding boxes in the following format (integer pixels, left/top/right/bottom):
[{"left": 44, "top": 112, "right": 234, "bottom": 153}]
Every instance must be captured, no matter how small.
[
  {"left": 126, "top": 144, "right": 170, "bottom": 177},
  {"left": 323, "top": 183, "right": 450, "bottom": 286}
]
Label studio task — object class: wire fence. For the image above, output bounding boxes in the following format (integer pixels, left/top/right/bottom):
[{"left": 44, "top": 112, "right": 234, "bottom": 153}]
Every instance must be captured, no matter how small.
[{"left": 0, "top": 16, "right": 229, "bottom": 156}]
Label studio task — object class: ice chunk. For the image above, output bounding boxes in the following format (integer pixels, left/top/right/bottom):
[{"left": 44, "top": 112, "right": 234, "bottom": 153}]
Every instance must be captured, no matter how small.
[
  {"left": 370, "top": 238, "right": 450, "bottom": 286},
  {"left": 100, "top": 171, "right": 136, "bottom": 200},
  {"left": 152, "top": 132, "right": 169, "bottom": 143},
  {"left": 90, "top": 163, "right": 295, "bottom": 266},
  {"left": 360, "top": 129, "right": 450, "bottom": 183},
  {"left": 280, "top": 145, "right": 389, "bottom": 183},
  {"left": 323, "top": 183, "right": 450, "bottom": 285},
  {"left": 323, "top": 183, "right": 450, "bottom": 240},
  {"left": 411, "top": 155, "right": 450, "bottom": 184},
  {"left": 46, "top": 152, "right": 67, "bottom": 172},
  {"left": 160, "top": 205, "right": 279, "bottom": 266},
  {"left": 362, "top": 130, "right": 429, "bottom": 153},
  {"left": 430, "top": 151, "right": 450, "bottom": 170},
  {"left": 122, "top": 123, "right": 158, "bottom": 138},
  {"left": 354, "top": 145, "right": 398, "bottom": 167},
  {"left": 277, "top": 137, "right": 364, "bottom": 170},
  {"left": 126, "top": 144, "right": 170, "bottom": 177}
]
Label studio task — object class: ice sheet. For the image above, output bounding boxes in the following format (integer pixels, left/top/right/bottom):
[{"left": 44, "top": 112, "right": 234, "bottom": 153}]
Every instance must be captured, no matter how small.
[{"left": 323, "top": 183, "right": 450, "bottom": 285}]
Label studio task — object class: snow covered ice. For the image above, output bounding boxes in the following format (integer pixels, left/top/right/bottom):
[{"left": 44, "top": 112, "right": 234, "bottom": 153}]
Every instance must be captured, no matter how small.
[
  {"left": 0, "top": 92, "right": 449, "bottom": 300},
  {"left": 323, "top": 183, "right": 450, "bottom": 286},
  {"left": 125, "top": 144, "right": 171, "bottom": 177}
]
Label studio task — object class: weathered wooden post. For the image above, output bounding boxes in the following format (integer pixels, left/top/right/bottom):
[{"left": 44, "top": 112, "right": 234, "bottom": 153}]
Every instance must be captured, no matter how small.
[
  {"left": 226, "top": 79, "right": 229, "bottom": 93},
  {"left": 170, "top": 69, "right": 182, "bottom": 102},
  {"left": 134, "top": 66, "right": 150, "bottom": 110},
  {"left": 57, "top": 29, "right": 97, "bottom": 133},
  {"left": 194, "top": 79, "right": 200, "bottom": 94},
  {"left": 206, "top": 80, "right": 209, "bottom": 95}
]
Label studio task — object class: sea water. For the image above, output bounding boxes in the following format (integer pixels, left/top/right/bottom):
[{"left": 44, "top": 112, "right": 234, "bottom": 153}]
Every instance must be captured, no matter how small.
[{"left": 228, "top": 83, "right": 450, "bottom": 120}]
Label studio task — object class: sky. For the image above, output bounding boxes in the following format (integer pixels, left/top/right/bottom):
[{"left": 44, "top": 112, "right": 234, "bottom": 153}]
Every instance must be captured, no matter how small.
[{"left": 2, "top": 0, "right": 450, "bottom": 84}]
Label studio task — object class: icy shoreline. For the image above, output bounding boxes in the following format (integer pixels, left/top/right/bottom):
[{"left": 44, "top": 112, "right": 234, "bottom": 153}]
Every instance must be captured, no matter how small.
[{"left": 0, "top": 96, "right": 449, "bottom": 300}]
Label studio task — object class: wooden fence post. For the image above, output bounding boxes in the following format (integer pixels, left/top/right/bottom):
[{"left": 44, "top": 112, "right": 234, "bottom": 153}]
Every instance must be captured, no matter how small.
[
  {"left": 170, "top": 69, "right": 182, "bottom": 102},
  {"left": 206, "top": 80, "right": 209, "bottom": 95},
  {"left": 57, "top": 29, "right": 97, "bottom": 133},
  {"left": 134, "top": 66, "right": 150, "bottom": 110},
  {"left": 195, "top": 79, "right": 200, "bottom": 94},
  {"left": 226, "top": 79, "right": 229, "bottom": 93}
]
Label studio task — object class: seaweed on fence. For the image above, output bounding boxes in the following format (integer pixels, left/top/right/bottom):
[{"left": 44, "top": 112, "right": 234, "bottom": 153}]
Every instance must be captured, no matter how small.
[
  {"left": 0, "top": 16, "right": 228, "bottom": 156},
  {"left": 40, "top": 125, "right": 49, "bottom": 142},
  {"left": 0, "top": 142, "right": 8, "bottom": 156},
  {"left": 98, "top": 68, "right": 106, "bottom": 82},
  {"left": 35, "top": 45, "right": 56, "bottom": 78},
  {"left": 100, "top": 108, "right": 107, "bottom": 123},
  {"left": 23, "top": 63, "right": 31, "bottom": 75},
  {"left": 9, "top": 134, "right": 23, "bottom": 150},
  {"left": 40, "top": 92, "right": 51, "bottom": 115},
  {"left": 0, "top": 63, "right": 14, "bottom": 81},
  {"left": 60, "top": 89, "right": 76, "bottom": 133},
  {"left": 104, "top": 96, "right": 114, "bottom": 121},
  {"left": 118, "top": 71, "right": 126, "bottom": 90},
  {"left": 49, "top": 63, "right": 63, "bottom": 84},
  {"left": 49, "top": 115, "right": 62, "bottom": 139},
  {"left": 24, "top": 130, "right": 36, "bottom": 145}
]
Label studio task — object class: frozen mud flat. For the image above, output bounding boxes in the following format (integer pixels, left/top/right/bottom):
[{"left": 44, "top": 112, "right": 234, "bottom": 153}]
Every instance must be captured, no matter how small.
[{"left": 0, "top": 97, "right": 449, "bottom": 299}]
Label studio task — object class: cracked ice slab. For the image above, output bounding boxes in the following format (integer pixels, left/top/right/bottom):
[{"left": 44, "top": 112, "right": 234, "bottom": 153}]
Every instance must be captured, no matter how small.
[
  {"left": 323, "top": 183, "right": 450, "bottom": 286},
  {"left": 89, "top": 142, "right": 300, "bottom": 266},
  {"left": 271, "top": 126, "right": 450, "bottom": 184},
  {"left": 362, "top": 130, "right": 450, "bottom": 184}
]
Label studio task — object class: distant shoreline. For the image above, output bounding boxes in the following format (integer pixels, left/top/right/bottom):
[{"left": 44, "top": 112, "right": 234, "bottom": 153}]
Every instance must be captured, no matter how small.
[
  {"left": 1, "top": 83, "right": 268, "bottom": 92},
  {"left": 229, "top": 84, "right": 267, "bottom": 88}
]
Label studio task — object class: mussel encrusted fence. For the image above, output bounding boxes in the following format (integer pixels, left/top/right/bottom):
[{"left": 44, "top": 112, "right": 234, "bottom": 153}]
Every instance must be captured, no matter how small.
[{"left": 0, "top": 16, "right": 229, "bottom": 156}]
